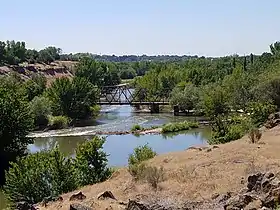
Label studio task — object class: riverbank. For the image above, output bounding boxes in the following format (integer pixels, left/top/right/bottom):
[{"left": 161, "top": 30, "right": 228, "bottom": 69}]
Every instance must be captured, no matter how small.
[{"left": 36, "top": 125, "right": 280, "bottom": 210}]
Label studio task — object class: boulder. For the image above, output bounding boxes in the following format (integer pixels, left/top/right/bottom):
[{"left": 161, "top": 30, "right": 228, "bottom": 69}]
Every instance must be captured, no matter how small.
[
  {"left": 69, "top": 192, "right": 86, "bottom": 201},
  {"left": 97, "top": 191, "right": 116, "bottom": 200},
  {"left": 70, "top": 203, "right": 93, "bottom": 210}
]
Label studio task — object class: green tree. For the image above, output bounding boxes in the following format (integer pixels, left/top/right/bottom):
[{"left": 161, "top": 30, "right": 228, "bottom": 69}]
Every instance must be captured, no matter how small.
[
  {"left": 201, "top": 85, "right": 230, "bottom": 120},
  {"left": 29, "top": 96, "right": 52, "bottom": 128},
  {"left": 23, "top": 74, "right": 47, "bottom": 101},
  {"left": 170, "top": 83, "right": 199, "bottom": 112},
  {"left": 46, "top": 77, "right": 99, "bottom": 120},
  {"left": 0, "top": 82, "right": 34, "bottom": 184},
  {"left": 76, "top": 57, "right": 121, "bottom": 87},
  {"left": 75, "top": 136, "right": 111, "bottom": 186},
  {"left": 4, "top": 148, "right": 77, "bottom": 205}
]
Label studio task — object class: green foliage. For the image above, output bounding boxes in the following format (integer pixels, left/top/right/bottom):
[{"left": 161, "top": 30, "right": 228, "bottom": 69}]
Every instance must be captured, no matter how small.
[
  {"left": 75, "top": 57, "right": 121, "bottom": 87},
  {"left": 0, "top": 82, "right": 34, "bottom": 184},
  {"left": 209, "top": 115, "right": 253, "bottom": 144},
  {"left": 201, "top": 85, "right": 230, "bottom": 120},
  {"left": 128, "top": 144, "right": 156, "bottom": 179},
  {"left": 23, "top": 74, "right": 47, "bottom": 101},
  {"left": 29, "top": 96, "right": 52, "bottom": 128},
  {"left": 4, "top": 148, "right": 78, "bottom": 204},
  {"left": 131, "top": 124, "right": 144, "bottom": 132},
  {"left": 46, "top": 77, "right": 99, "bottom": 120},
  {"left": 170, "top": 83, "right": 199, "bottom": 112},
  {"left": 75, "top": 136, "right": 112, "bottom": 186},
  {"left": 48, "top": 115, "right": 69, "bottom": 129},
  {"left": 161, "top": 121, "right": 199, "bottom": 133},
  {"left": 4, "top": 136, "right": 111, "bottom": 205},
  {"left": 248, "top": 102, "right": 276, "bottom": 126}
]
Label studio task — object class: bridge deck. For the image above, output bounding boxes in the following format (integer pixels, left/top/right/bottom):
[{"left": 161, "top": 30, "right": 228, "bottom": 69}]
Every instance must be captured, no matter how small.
[{"left": 97, "top": 101, "right": 170, "bottom": 105}]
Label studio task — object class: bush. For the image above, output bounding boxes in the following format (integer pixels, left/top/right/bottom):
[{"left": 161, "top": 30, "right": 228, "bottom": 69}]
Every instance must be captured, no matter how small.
[
  {"left": 209, "top": 115, "right": 253, "bottom": 144},
  {"left": 4, "top": 148, "right": 77, "bottom": 205},
  {"left": 144, "top": 166, "right": 165, "bottom": 189},
  {"left": 248, "top": 128, "right": 262, "bottom": 144},
  {"left": 131, "top": 124, "right": 144, "bottom": 132},
  {"left": 128, "top": 144, "right": 156, "bottom": 178},
  {"left": 48, "top": 115, "right": 69, "bottom": 129},
  {"left": 161, "top": 121, "right": 199, "bottom": 133},
  {"left": 75, "top": 136, "right": 112, "bottom": 186},
  {"left": 4, "top": 136, "right": 112, "bottom": 206},
  {"left": 248, "top": 102, "right": 276, "bottom": 126},
  {"left": 29, "top": 96, "right": 52, "bottom": 128}
]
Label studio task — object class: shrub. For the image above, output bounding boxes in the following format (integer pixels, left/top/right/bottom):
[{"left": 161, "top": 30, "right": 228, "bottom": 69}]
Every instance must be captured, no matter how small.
[
  {"left": 248, "top": 128, "right": 262, "bottom": 144},
  {"left": 4, "top": 136, "right": 112, "bottom": 206},
  {"left": 75, "top": 136, "right": 112, "bottom": 186},
  {"left": 161, "top": 121, "right": 199, "bottom": 133},
  {"left": 128, "top": 144, "right": 156, "bottom": 179},
  {"left": 209, "top": 115, "right": 253, "bottom": 144},
  {"left": 4, "top": 148, "right": 78, "bottom": 205},
  {"left": 131, "top": 124, "right": 144, "bottom": 132},
  {"left": 29, "top": 96, "right": 52, "bottom": 128},
  {"left": 48, "top": 115, "right": 69, "bottom": 129},
  {"left": 144, "top": 166, "right": 165, "bottom": 189},
  {"left": 248, "top": 102, "right": 276, "bottom": 126}
]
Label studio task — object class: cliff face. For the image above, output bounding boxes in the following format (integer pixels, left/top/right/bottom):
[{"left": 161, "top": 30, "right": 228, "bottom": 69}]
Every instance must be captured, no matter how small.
[{"left": 0, "top": 61, "right": 76, "bottom": 86}]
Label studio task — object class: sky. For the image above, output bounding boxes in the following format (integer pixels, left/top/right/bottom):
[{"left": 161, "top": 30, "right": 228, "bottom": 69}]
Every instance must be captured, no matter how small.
[{"left": 1, "top": 0, "right": 280, "bottom": 56}]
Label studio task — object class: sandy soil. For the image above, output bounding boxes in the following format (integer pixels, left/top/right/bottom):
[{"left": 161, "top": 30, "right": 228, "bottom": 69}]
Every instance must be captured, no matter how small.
[{"left": 38, "top": 126, "right": 280, "bottom": 210}]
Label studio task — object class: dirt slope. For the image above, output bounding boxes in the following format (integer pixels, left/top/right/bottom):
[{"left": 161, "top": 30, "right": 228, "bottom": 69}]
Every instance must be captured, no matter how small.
[
  {"left": 38, "top": 126, "right": 280, "bottom": 210},
  {"left": 0, "top": 61, "right": 76, "bottom": 86}
]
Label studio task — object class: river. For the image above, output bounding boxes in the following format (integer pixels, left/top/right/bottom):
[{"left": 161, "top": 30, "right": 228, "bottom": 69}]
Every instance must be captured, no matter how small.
[{"left": 0, "top": 105, "right": 211, "bottom": 209}]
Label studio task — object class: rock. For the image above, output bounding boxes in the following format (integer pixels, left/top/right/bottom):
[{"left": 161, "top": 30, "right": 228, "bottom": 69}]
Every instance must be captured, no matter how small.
[
  {"left": 97, "top": 191, "right": 116, "bottom": 200},
  {"left": 211, "top": 193, "right": 220, "bottom": 200},
  {"left": 224, "top": 194, "right": 254, "bottom": 210},
  {"left": 70, "top": 203, "right": 93, "bottom": 210},
  {"left": 212, "top": 145, "right": 219, "bottom": 149},
  {"left": 244, "top": 199, "right": 262, "bottom": 210},
  {"left": 206, "top": 148, "right": 212, "bottom": 152},
  {"left": 126, "top": 200, "right": 149, "bottom": 210},
  {"left": 69, "top": 192, "right": 86, "bottom": 201},
  {"left": 216, "top": 192, "right": 233, "bottom": 203},
  {"left": 247, "top": 172, "right": 264, "bottom": 191}
]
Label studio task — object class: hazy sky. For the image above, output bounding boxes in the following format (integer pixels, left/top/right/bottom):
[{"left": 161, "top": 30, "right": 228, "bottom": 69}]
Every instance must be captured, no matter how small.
[{"left": 1, "top": 0, "right": 279, "bottom": 56}]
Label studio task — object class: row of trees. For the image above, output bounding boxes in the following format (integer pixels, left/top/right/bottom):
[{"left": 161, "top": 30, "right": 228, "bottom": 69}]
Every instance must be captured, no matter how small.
[
  {"left": 134, "top": 42, "right": 280, "bottom": 143},
  {"left": 0, "top": 40, "right": 61, "bottom": 65}
]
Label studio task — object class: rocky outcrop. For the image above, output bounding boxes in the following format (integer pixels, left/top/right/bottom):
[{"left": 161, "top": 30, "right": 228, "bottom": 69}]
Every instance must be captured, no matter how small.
[
  {"left": 69, "top": 203, "right": 93, "bottom": 210},
  {"left": 69, "top": 192, "right": 86, "bottom": 201},
  {"left": 265, "top": 112, "right": 280, "bottom": 129},
  {"left": 97, "top": 191, "right": 116, "bottom": 200},
  {"left": 222, "top": 172, "right": 280, "bottom": 209}
]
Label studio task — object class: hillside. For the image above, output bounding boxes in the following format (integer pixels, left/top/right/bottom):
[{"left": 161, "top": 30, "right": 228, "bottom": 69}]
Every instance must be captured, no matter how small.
[
  {"left": 0, "top": 61, "right": 76, "bottom": 86},
  {"left": 37, "top": 126, "right": 280, "bottom": 210}
]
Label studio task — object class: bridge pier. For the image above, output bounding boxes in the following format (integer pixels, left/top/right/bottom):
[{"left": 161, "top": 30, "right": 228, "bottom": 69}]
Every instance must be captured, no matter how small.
[{"left": 150, "top": 103, "right": 160, "bottom": 113}]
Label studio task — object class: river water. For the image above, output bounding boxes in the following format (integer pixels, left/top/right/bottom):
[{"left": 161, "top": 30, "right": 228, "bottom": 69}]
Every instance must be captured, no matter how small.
[{"left": 0, "top": 105, "right": 211, "bottom": 209}]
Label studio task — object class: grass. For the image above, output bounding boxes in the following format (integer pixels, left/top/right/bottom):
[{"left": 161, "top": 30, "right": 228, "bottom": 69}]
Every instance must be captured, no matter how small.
[
  {"left": 131, "top": 124, "right": 144, "bottom": 132},
  {"left": 161, "top": 121, "right": 199, "bottom": 133}
]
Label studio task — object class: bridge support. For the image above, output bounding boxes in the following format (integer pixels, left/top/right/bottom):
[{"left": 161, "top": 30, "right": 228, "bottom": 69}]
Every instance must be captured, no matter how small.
[
  {"left": 174, "top": 105, "right": 179, "bottom": 116},
  {"left": 150, "top": 103, "right": 160, "bottom": 113}
]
